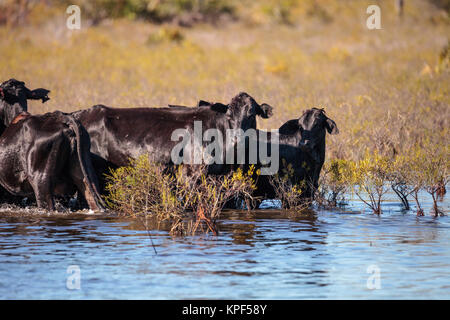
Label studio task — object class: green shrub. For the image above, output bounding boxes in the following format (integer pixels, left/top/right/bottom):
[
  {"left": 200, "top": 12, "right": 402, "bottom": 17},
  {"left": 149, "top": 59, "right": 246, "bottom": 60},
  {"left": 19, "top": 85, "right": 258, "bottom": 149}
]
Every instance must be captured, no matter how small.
[
  {"left": 414, "top": 144, "right": 448, "bottom": 216},
  {"left": 58, "top": 0, "right": 236, "bottom": 24},
  {"left": 269, "top": 161, "right": 309, "bottom": 211},
  {"left": 393, "top": 143, "right": 449, "bottom": 216},
  {"left": 317, "top": 159, "right": 351, "bottom": 207},
  {"left": 105, "top": 155, "right": 257, "bottom": 235},
  {"left": 349, "top": 151, "right": 393, "bottom": 215},
  {"left": 146, "top": 0, "right": 235, "bottom": 23},
  {"left": 187, "top": 165, "right": 257, "bottom": 235},
  {"left": 391, "top": 154, "right": 414, "bottom": 211},
  {"left": 105, "top": 155, "right": 189, "bottom": 234}
]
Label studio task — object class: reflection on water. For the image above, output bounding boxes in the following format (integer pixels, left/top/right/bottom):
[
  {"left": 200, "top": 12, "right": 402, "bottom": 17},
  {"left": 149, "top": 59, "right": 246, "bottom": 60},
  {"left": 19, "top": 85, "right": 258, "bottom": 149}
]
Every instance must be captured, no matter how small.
[{"left": 0, "top": 190, "right": 448, "bottom": 299}]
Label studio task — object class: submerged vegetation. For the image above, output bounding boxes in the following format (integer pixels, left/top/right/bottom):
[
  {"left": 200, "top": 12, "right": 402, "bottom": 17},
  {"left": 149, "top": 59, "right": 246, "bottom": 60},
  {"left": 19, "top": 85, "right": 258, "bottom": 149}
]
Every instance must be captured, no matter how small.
[
  {"left": 0, "top": 1, "right": 448, "bottom": 225},
  {"left": 349, "top": 151, "right": 393, "bottom": 215},
  {"left": 105, "top": 149, "right": 448, "bottom": 235},
  {"left": 316, "top": 143, "right": 449, "bottom": 216}
]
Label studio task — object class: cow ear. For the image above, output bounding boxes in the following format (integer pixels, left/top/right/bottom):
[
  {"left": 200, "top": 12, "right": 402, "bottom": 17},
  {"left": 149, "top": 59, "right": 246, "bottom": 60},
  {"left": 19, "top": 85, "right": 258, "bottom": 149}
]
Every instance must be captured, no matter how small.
[
  {"left": 259, "top": 103, "right": 273, "bottom": 119},
  {"left": 325, "top": 118, "right": 339, "bottom": 135},
  {"left": 27, "top": 88, "right": 50, "bottom": 103},
  {"left": 197, "top": 100, "right": 212, "bottom": 107},
  {"left": 0, "top": 88, "right": 4, "bottom": 99}
]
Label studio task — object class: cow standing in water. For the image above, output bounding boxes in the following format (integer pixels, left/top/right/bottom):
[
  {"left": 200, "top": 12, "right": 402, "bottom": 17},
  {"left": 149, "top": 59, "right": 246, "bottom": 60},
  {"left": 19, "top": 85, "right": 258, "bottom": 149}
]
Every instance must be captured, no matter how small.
[
  {"left": 0, "top": 79, "right": 50, "bottom": 204},
  {"left": 72, "top": 92, "right": 273, "bottom": 189},
  {"left": 0, "top": 79, "right": 104, "bottom": 211},
  {"left": 238, "top": 108, "right": 339, "bottom": 209}
]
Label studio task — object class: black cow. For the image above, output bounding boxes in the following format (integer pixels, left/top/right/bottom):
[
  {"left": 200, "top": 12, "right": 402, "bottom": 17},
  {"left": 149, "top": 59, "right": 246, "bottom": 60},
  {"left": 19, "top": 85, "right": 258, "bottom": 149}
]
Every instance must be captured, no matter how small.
[
  {"left": 0, "top": 110, "right": 105, "bottom": 211},
  {"left": 72, "top": 92, "right": 273, "bottom": 188},
  {"left": 0, "top": 79, "right": 49, "bottom": 134},
  {"left": 0, "top": 78, "right": 50, "bottom": 205},
  {"left": 241, "top": 108, "right": 339, "bottom": 208}
]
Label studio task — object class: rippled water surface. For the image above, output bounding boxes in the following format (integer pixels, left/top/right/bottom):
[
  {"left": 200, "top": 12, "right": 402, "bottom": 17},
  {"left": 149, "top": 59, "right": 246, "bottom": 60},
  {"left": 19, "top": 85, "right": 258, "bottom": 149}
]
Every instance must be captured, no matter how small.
[{"left": 0, "top": 191, "right": 449, "bottom": 299}]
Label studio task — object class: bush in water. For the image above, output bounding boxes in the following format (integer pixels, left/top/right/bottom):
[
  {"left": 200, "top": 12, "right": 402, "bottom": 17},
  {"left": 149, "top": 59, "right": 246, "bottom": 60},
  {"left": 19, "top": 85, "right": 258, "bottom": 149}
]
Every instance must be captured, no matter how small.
[{"left": 105, "top": 155, "right": 256, "bottom": 235}]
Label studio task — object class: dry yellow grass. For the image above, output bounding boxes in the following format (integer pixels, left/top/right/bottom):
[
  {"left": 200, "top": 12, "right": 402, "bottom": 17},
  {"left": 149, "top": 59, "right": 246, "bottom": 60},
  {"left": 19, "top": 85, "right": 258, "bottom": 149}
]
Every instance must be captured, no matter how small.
[{"left": 0, "top": 0, "right": 448, "bottom": 161}]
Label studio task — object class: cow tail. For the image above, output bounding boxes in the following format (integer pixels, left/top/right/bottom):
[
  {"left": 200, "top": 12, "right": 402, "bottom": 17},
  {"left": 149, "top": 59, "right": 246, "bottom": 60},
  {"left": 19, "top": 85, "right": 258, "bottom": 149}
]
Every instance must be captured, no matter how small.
[{"left": 67, "top": 115, "right": 106, "bottom": 211}]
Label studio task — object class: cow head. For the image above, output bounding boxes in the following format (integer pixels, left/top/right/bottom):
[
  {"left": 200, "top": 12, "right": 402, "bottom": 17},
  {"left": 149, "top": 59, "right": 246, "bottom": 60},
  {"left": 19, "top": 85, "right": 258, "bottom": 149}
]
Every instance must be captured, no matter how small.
[
  {"left": 0, "top": 79, "right": 50, "bottom": 128},
  {"left": 226, "top": 92, "right": 273, "bottom": 131},
  {"left": 298, "top": 108, "right": 339, "bottom": 154},
  {"left": 279, "top": 108, "right": 338, "bottom": 163}
]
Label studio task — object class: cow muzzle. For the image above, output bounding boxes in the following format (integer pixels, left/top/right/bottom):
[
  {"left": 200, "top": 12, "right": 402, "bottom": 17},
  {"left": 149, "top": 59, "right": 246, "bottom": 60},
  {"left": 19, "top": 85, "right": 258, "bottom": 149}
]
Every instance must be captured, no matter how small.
[{"left": 299, "top": 140, "right": 313, "bottom": 152}]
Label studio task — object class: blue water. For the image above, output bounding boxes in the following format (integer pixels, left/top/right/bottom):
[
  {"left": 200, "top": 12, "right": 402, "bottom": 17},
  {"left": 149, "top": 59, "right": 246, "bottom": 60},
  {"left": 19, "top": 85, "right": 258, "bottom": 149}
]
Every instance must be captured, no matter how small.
[{"left": 0, "top": 190, "right": 448, "bottom": 299}]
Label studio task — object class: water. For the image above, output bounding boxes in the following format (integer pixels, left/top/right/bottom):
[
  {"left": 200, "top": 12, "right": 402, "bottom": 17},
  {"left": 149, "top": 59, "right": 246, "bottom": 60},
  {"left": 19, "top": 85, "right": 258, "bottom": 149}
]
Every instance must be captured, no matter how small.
[{"left": 0, "top": 190, "right": 449, "bottom": 299}]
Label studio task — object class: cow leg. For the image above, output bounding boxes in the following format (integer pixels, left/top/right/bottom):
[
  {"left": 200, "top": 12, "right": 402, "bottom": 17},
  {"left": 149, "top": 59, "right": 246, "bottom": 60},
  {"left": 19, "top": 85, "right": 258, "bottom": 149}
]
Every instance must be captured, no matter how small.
[
  {"left": 248, "top": 198, "right": 262, "bottom": 210},
  {"left": 69, "top": 160, "right": 101, "bottom": 211},
  {"left": 31, "top": 178, "right": 55, "bottom": 211},
  {"left": 89, "top": 153, "right": 113, "bottom": 194},
  {"left": 28, "top": 135, "right": 68, "bottom": 211}
]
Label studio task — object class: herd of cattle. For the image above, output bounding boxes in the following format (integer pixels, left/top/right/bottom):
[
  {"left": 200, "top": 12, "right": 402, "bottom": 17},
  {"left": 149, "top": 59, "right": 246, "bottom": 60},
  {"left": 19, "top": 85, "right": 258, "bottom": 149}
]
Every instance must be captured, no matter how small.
[{"left": 0, "top": 78, "right": 338, "bottom": 212}]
